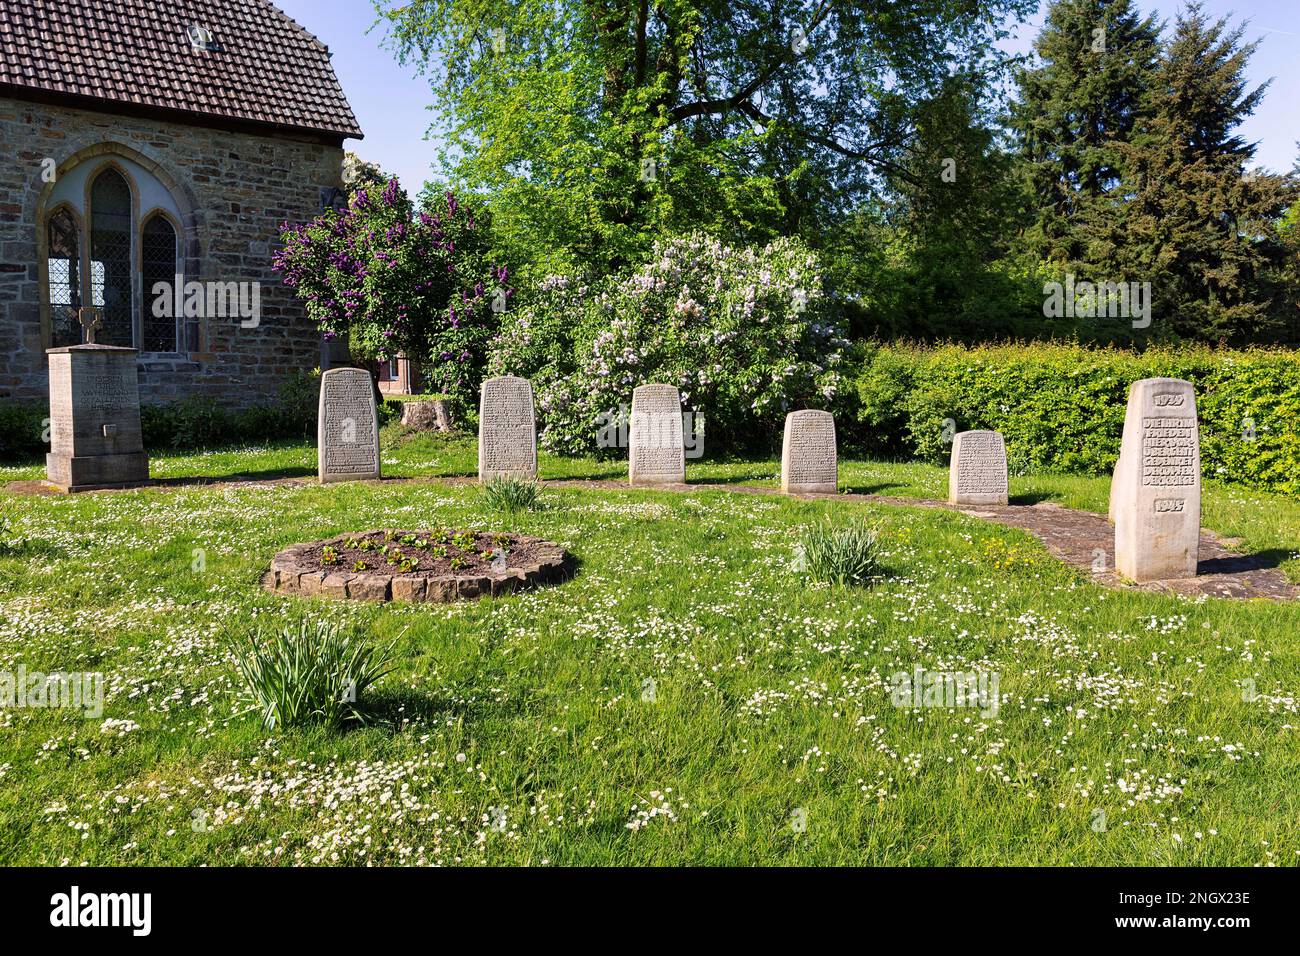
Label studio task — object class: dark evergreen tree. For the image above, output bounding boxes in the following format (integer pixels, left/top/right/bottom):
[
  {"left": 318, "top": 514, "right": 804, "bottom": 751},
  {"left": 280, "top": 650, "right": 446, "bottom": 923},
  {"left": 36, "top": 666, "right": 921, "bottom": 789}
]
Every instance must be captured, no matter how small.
[
  {"left": 1082, "top": 3, "right": 1297, "bottom": 343},
  {"left": 1011, "top": 0, "right": 1161, "bottom": 265}
]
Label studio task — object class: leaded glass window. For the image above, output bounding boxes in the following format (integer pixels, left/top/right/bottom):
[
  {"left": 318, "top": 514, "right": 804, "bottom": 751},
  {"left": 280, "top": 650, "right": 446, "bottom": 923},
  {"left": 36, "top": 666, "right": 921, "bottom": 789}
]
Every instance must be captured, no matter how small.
[
  {"left": 89, "top": 169, "right": 133, "bottom": 348},
  {"left": 141, "top": 215, "right": 178, "bottom": 352},
  {"left": 47, "top": 207, "right": 81, "bottom": 348}
]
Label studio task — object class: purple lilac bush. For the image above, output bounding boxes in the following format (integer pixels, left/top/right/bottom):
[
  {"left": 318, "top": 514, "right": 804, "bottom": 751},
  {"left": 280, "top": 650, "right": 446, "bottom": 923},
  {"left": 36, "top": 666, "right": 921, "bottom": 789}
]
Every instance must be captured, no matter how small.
[{"left": 274, "top": 179, "right": 509, "bottom": 413}]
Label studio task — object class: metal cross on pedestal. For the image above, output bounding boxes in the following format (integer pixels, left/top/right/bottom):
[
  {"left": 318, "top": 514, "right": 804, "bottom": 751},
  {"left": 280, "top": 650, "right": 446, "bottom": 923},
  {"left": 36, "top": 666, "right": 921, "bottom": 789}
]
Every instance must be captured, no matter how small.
[{"left": 77, "top": 307, "right": 103, "bottom": 345}]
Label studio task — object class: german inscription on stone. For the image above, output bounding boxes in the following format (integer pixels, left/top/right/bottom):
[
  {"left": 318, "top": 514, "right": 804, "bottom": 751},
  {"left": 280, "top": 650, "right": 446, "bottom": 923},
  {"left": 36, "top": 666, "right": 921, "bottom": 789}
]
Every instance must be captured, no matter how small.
[
  {"left": 1112, "top": 378, "right": 1201, "bottom": 581},
  {"left": 318, "top": 367, "right": 380, "bottom": 484},
  {"left": 45, "top": 344, "right": 149, "bottom": 492},
  {"left": 781, "top": 410, "right": 837, "bottom": 494},
  {"left": 478, "top": 375, "right": 537, "bottom": 480},
  {"left": 948, "top": 430, "right": 1009, "bottom": 506},
  {"left": 629, "top": 383, "right": 685, "bottom": 485}
]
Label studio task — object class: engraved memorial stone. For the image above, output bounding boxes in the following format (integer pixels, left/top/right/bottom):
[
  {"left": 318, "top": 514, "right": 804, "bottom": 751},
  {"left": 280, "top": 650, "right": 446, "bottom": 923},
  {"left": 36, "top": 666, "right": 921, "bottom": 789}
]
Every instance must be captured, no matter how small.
[
  {"left": 781, "top": 410, "right": 837, "bottom": 494},
  {"left": 478, "top": 375, "right": 537, "bottom": 481},
  {"left": 1112, "top": 378, "right": 1201, "bottom": 581},
  {"left": 317, "top": 367, "right": 380, "bottom": 484},
  {"left": 45, "top": 337, "right": 150, "bottom": 493},
  {"left": 948, "top": 430, "right": 1009, "bottom": 506},
  {"left": 629, "top": 383, "right": 685, "bottom": 485}
]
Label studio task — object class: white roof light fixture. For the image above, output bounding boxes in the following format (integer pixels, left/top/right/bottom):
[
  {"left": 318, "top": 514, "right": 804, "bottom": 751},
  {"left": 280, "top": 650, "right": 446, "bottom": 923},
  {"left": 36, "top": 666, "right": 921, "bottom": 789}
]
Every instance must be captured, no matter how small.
[{"left": 187, "top": 25, "right": 219, "bottom": 52}]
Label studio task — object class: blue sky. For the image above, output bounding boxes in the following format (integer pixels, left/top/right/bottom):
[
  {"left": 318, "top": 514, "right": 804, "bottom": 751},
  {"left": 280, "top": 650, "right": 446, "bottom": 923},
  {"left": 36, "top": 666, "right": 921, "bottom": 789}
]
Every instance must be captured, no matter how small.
[{"left": 276, "top": 0, "right": 1299, "bottom": 194}]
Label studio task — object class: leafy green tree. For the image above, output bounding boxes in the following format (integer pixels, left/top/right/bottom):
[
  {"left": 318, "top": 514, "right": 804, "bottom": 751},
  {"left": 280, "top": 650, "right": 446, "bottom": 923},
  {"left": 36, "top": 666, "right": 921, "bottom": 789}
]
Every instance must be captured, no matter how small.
[
  {"left": 1080, "top": 3, "right": 1297, "bottom": 343},
  {"left": 833, "top": 74, "right": 1043, "bottom": 342},
  {"left": 1011, "top": 0, "right": 1161, "bottom": 265},
  {"left": 378, "top": 0, "right": 1037, "bottom": 276}
]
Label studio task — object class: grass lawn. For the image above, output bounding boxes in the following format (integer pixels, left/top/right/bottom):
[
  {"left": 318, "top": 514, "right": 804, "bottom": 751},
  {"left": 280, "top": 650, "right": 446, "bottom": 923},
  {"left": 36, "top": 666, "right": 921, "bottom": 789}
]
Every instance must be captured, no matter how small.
[{"left": 1, "top": 430, "right": 1298, "bottom": 865}]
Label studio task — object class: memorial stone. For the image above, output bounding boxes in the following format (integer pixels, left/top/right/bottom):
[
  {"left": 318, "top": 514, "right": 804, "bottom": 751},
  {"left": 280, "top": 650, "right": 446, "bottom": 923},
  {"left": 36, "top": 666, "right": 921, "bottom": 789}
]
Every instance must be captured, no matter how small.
[
  {"left": 629, "top": 384, "right": 685, "bottom": 485},
  {"left": 781, "top": 410, "right": 838, "bottom": 494},
  {"left": 318, "top": 367, "right": 380, "bottom": 483},
  {"left": 45, "top": 308, "right": 149, "bottom": 493},
  {"left": 1112, "top": 378, "right": 1201, "bottom": 581},
  {"left": 478, "top": 375, "right": 537, "bottom": 481},
  {"left": 948, "top": 430, "right": 1009, "bottom": 506}
]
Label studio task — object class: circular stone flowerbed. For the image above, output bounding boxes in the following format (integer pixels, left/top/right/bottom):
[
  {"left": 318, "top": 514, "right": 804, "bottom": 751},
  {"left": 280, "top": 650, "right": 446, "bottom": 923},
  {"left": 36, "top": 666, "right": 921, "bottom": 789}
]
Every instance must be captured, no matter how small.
[{"left": 262, "top": 529, "right": 572, "bottom": 603}]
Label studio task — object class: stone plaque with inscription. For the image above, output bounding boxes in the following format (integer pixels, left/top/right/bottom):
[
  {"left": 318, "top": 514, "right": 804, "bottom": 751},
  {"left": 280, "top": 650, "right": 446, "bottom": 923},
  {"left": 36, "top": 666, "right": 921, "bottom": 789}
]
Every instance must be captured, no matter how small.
[
  {"left": 781, "top": 410, "right": 837, "bottom": 494},
  {"left": 1112, "top": 378, "right": 1201, "bottom": 581},
  {"left": 478, "top": 375, "right": 537, "bottom": 481},
  {"left": 45, "top": 345, "right": 150, "bottom": 492},
  {"left": 948, "top": 430, "right": 1009, "bottom": 506},
  {"left": 318, "top": 368, "right": 380, "bottom": 484},
  {"left": 629, "top": 383, "right": 686, "bottom": 485}
]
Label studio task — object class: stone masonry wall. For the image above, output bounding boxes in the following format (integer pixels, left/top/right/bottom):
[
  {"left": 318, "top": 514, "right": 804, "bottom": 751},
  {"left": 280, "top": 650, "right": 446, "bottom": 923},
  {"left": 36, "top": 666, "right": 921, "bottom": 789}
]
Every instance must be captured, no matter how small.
[{"left": 0, "top": 96, "right": 345, "bottom": 407}]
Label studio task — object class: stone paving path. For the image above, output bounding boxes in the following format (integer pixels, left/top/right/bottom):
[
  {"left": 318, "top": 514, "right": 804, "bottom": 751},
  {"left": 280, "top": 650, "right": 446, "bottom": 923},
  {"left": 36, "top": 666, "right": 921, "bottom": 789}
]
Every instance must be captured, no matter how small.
[{"left": 6, "top": 473, "right": 1296, "bottom": 601}]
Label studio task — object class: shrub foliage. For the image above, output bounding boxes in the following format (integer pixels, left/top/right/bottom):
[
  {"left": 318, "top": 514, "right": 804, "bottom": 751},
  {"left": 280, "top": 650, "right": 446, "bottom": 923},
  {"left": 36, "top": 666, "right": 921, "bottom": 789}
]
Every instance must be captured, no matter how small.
[
  {"left": 849, "top": 342, "right": 1300, "bottom": 497},
  {"left": 489, "top": 233, "right": 849, "bottom": 455}
]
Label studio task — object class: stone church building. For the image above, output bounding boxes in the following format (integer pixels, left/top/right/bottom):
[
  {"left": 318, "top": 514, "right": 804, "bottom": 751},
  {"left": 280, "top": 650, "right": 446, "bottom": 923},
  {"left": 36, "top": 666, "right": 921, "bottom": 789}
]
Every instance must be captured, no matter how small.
[{"left": 0, "top": 0, "right": 363, "bottom": 408}]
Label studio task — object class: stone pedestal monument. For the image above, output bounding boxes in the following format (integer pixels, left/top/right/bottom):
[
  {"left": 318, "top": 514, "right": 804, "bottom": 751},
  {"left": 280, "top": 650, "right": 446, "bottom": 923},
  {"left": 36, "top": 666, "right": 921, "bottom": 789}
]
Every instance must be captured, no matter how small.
[
  {"left": 318, "top": 367, "right": 381, "bottom": 484},
  {"left": 781, "top": 410, "right": 838, "bottom": 494},
  {"left": 478, "top": 375, "right": 537, "bottom": 481},
  {"left": 629, "top": 384, "right": 685, "bottom": 485},
  {"left": 948, "top": 430, "right": 1009, "bottom": 506},
  {"left": 45, "top": 309, "right": 149, "bottom": 493},
  {"left": 1112, "top": 378, "right": 1201, "bottom": 581}
]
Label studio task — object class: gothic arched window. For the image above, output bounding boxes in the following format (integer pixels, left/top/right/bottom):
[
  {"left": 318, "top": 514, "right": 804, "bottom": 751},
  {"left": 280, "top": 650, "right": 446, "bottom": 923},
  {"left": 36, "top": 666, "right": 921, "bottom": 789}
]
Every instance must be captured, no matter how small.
[
  {"left": 89, "top": 168, "right": 134, "bottom": 348},
  {"left": 42, "top": 157, "right": 191, "bottom": 353},
  {"left": 46, "top": 207, "right": 82, "bottom": 348},
  {"left": 141, "top": 214, "right": 180, "bottom": 352}
]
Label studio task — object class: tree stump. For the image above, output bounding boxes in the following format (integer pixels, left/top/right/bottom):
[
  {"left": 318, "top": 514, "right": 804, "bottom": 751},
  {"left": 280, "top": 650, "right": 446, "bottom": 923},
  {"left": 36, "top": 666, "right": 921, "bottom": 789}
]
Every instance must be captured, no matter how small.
[{"left": 400, "top": 399, "right": 454, "bottom": 433}]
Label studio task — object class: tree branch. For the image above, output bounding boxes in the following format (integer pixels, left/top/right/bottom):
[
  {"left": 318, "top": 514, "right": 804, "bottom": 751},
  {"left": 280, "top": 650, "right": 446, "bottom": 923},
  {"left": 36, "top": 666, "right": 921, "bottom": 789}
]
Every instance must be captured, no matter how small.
[{"left": 668, "top": 1, "right": 840, "bottom": 125}]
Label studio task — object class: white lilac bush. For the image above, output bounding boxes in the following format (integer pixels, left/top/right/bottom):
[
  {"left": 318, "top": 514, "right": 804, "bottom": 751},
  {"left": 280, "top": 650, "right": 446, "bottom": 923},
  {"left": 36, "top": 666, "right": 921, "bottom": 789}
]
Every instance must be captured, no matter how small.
[{"left": 489, "top": 233, "right": 849, "bottom": 455}]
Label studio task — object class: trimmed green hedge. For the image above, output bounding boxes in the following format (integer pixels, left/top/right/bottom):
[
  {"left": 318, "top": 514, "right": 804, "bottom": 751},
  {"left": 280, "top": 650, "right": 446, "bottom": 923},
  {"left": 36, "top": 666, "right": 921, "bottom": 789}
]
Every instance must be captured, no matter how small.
[{"left": 848, "top": 342, "right": 1300, "bottom": 497}]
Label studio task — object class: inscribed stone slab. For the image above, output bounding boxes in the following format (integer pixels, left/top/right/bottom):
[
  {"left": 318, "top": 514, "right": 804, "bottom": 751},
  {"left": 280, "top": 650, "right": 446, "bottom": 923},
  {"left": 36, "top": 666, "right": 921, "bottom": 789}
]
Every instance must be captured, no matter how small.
[
  {"left": 45, "top": 344, "right": 149, "bottom": 492},
  {"left": 781, "top": 410, "right": 837, "bottom": 494},
  {"left": 478, "top": 375, "right": 537, "bottom": 480},
  {"left": 629, "top": 383, "right": 685, "bottom": 485},
  {"left": 318, "top": 367, "right": 380, "bottom": 484},
  {"left": 1113, "top": 378, "right": 1201, "bottom": 581},
  {"left": 948, "top": 430, "right": 1009, "bottom": 506}
]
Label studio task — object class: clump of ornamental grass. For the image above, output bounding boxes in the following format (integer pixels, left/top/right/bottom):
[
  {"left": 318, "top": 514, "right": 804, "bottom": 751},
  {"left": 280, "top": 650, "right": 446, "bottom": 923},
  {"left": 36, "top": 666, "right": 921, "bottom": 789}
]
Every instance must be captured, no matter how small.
[
  {"left": 797, "top": 520, "right": 884, "bottom": 587},
  {"left": 482, "top": 475, "right": 540, "bottom": 513},
  {"left": 228, "top": 620, "right": 396, "bottom": 731}
]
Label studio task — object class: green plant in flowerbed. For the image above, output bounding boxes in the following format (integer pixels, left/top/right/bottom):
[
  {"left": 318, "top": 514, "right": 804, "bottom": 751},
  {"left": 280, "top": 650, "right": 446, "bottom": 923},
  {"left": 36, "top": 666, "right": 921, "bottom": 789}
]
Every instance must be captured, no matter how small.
[
  {"left": 312, "top": 529, "right": 523, "bottom": 577},
  {"left": 482, "top": 475, "right": 541, "bottom": 513},
  {"left": 228, "top": 619, "right": 396, "bottom": 731},
  {"left": 797, "top": 519, "right": 885, "bottom": 587}
]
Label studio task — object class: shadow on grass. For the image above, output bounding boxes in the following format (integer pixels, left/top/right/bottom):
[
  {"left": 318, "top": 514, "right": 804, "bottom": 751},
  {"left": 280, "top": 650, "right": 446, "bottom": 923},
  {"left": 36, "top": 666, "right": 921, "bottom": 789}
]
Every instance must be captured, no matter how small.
[
  {"left": 687, "top": 475, "right": 775, "bottom": 486},
  {"left": 151, "top": 465, "right": 315, "bottom": 486},
  {"left": 840, "top": 482, "right": 913, "bottom": 496},
  {"left": 1009, "top": 490, "right": 1058, "bottom": 506},
  {"left": 545, "top": 466, "right": 627, "bottom": 481},
  {"left": 361, "top": 685, "right": 464, "bottom": 731},
  {"left": 1198, "top": 549, "right": 1293, "bottom": 575},
  {"left": 0, "top": 538, "right": 65, "bottom": 559}
]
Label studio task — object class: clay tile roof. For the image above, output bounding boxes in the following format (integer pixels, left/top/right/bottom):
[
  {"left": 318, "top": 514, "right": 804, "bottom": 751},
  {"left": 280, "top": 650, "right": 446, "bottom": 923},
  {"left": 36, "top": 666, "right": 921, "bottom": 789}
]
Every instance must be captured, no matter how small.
[{"left": 0, "top": 0, "right": 363, "bottom": 138}]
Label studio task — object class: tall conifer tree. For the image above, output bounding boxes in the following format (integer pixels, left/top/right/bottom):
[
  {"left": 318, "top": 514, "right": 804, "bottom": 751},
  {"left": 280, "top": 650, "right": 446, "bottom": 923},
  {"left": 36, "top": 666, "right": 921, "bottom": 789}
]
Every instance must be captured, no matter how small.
[
  {"left": 1012, "top": 0, "right": 1161, "bottom": 265},
  {"left": 1083, "top": 3, "right": 1297, "bottom": 342}
]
